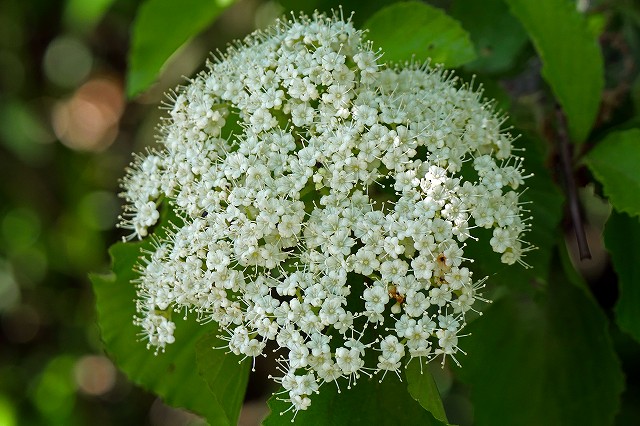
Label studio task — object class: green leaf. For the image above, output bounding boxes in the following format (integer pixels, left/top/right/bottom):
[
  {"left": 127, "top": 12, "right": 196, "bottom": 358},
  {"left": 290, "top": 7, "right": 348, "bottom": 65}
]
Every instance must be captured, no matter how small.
[
  {"left": 505, "top": 0, "right": 604, "bottom": 142},
  {"left": 455, "top": 258, "right": 624, "bottom": 426},
  {"left": 585, "top": 128, "right": 640, "bottom": 217},
  {"left": 451, "top": 0, "right": 529, "bottom": 74},
  {"left": 406, "top": 361, "right": 450, "bottom": 425},
  {"left": 605, "top": 210, "right": 640, "bottom": 344},
  {"left": 263, "top": 373, "right": 445, "bottom": 425},
  {"left": 363, "top": 1, "right": 476, "bottom": 67},
  {"left": 91, "top": 213, "right": 250, "bottom": 424},
  {"left": 126, "top": 0, "right": 236, "bottom": 98},
  {"left": 195, "top": 332, "right": 251, "bottom": 425}
]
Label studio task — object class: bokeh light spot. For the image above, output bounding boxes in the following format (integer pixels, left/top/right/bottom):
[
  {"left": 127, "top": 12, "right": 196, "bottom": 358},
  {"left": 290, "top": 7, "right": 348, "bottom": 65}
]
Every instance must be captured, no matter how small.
[
  {"left": 73, "top": 355, "right": 117, "bottom": 396},
  {"left": 43, "top": 35, "right": 92, "bottom": 88},
  {"left": 52, "top": 77, "right": 124, "bottom": 152},
  {"left": 32, "top": 356, "right": 77, "bottom": 419},
  {"left": 0, "top": 100, "right": 54, "bottom": 163},
  {"left": 2, "top": 208, "right": 41, "bottom": 252},
  {"left": 0, "top": 394, "right": 17, "bottom": 426}
]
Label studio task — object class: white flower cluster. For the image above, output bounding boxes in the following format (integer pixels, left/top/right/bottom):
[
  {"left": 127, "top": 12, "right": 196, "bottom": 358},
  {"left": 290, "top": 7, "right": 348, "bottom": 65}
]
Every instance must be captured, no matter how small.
[{"left": 119, "top": 12, "right": 531, "bottom": 414}]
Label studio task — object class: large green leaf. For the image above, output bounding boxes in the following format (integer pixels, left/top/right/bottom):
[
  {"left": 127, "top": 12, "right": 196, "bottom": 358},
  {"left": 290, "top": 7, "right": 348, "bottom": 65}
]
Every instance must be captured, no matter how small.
[
  {"left": 585, "top": 128, "right": 640, "bottom": 217},
  {"left": 262, "top": 372, "right": 445, "bottom": 425},
  {"left": 451, "top": 0, "right": 529, "bottom": 74},
  {"left": 363, "top": 1, "right": 476, "bottom": 67},
  {"left": 91, "top": 220, "right": 250, "bottom": 424},
  {"left": 605, "top": 210, "right": 640, "bottom": 344},
  {"left": 126, "top": 0, "right": 236, "bottom": 98},
  {"left": 505, "top": 0, "right": 604, "bottom": 142},
  {"left": 405, "top": 361, "right": 450, "bottom": 425},
  {"left": 455, "top": 258, "right": 624, "bottom": 426}
]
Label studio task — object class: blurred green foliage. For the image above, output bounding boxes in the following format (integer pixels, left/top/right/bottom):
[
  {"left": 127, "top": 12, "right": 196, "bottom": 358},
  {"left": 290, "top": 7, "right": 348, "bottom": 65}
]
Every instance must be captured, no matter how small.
[{"left": 2, "top": 0, "right": 640, "bottom": 425}]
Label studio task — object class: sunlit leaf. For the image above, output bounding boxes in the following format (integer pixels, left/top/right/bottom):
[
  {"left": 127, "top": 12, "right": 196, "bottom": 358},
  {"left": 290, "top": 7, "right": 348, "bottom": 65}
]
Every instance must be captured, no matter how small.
[
  {"left": 126, "top": 0, "right": 236, "bottom": 98},
  {"left": 455, "top": 258, "right": 624, "bottom": 426},
  {"left": 363, "top": 1, "right": 476, "bottom": 67},
  {"left": 505, "top": 0, "right": 604, "bottom": 142},
  {"left": 585, "top": 128, "right": 640, "bottom": 217},
  {"left": 605, "top": 210, "right": 640, "bottom": 344}
]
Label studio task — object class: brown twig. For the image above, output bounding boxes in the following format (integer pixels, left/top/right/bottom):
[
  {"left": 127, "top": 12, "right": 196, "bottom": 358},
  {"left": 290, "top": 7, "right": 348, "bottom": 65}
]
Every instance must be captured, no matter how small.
[{"left": 556, "top": 107, "right": 591, "bottom": 260}]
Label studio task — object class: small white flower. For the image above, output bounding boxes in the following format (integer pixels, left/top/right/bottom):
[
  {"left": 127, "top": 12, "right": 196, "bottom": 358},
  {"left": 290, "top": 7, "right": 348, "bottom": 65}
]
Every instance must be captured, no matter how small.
[
  {"left": 335, "top": 347, "right": 364, "bottom": 375},
  {"left": 120, "top": 11, "right": 531, "bottom": 415},
  {"left": 363, "top": 283, "right": 390, "bottom": 314}
]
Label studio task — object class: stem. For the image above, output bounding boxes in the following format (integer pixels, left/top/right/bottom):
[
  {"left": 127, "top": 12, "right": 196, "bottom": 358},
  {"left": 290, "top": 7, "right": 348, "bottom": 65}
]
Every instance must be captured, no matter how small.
[{"left": 556, "top": 107, "right": 591, "bottom": 260}]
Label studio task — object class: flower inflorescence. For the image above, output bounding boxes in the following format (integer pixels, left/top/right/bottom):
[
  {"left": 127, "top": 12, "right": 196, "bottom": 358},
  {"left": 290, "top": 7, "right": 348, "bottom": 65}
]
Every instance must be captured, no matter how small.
[{"left": 119, "top": 11, "right": 531, "bottom": 414}]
